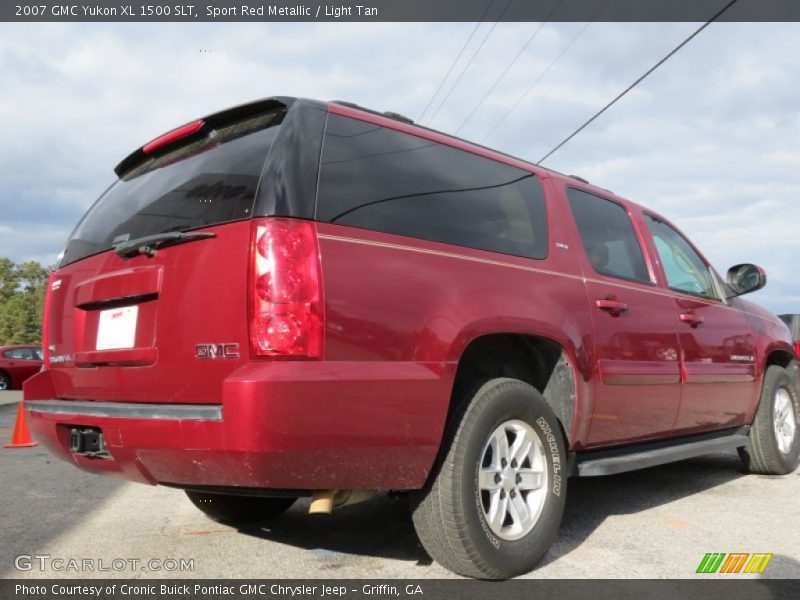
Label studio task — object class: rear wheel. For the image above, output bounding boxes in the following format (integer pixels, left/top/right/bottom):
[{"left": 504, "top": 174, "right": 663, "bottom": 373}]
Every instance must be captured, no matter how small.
[
  {"left": 739, "top": 365, "right": 800, "bottom": 475},
  {"left": 411, "top": 378, "right": 567, "bottom": 579},
  {"left": 186, "top": 491, "right": 296, "bottom": 525},
  {"left": 0, "top": 372, "right": 10, "bottom": 391}
]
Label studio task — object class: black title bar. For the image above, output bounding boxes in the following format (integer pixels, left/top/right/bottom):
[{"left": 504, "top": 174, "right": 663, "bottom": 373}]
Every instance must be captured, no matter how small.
[{"left": 5, "top": 0, "right": 800, "bottom": 22}]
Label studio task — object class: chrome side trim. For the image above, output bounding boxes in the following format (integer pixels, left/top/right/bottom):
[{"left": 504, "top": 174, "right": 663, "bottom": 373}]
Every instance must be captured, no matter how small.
[{"left": 26, "top": 400, "right": 222, "bottom": 421}]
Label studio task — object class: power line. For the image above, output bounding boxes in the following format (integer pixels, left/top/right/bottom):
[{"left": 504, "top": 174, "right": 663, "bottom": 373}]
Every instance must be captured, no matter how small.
[
  {"left": 417, "top": 1, "right": 497, "bottom": 123},
  {"left": 480, "top": 0, "right": 609, "bottom": 143},
  {"left": 426, "top": 0, "right": 514, "bottom": 127},
  {"left": 537, "top": 0, "right": 741, "bottom": 164},
  {"left": 454, "top": 0, "right": 566, "bottom": 135}
]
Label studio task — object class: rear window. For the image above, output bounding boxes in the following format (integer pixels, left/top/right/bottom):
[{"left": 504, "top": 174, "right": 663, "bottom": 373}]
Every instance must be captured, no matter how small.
[
  {"left": 59, "top": 111, "right": 285, "bottom": 267},
  {"left": 317, "top": 115, "right": 548, "bottom": 260}
]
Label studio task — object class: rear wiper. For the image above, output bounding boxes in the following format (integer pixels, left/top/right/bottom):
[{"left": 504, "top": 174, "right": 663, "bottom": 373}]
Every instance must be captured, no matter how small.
[{"left": 113, "top": 231, "right": 216, "bottom": 259}]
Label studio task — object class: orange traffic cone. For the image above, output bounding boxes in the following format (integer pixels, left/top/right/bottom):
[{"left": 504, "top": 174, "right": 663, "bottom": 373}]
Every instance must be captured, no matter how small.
[{"left": 4, "top": 402, "right": 38, "bottom": 448}]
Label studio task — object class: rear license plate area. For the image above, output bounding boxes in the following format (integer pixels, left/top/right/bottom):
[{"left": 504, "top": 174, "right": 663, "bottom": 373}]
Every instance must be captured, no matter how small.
[{"left": 96, "top": 305, "right": 138, "bottom": 350}]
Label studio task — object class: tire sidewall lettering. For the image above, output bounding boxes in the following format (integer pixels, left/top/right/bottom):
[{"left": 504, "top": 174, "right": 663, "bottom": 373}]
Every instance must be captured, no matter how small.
[{"left": 535, "top": 416, "right": 563, "bottom": 497}]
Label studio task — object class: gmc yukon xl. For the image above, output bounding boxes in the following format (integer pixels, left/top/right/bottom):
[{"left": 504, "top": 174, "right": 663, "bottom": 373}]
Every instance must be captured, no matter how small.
[{"left": 24, "top": 97, "right": 799, "bottom": 578}]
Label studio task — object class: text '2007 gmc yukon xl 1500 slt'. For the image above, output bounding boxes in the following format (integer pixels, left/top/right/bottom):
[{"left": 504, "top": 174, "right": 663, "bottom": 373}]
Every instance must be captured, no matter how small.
[{"left": 24, "top": 96, "right": 799, "bottom": 578}]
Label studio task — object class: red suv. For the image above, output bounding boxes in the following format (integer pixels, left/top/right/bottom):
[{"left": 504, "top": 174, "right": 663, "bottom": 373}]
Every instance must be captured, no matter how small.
[{"left": 24, "top": 97, "right": 799, "bottom": 578}]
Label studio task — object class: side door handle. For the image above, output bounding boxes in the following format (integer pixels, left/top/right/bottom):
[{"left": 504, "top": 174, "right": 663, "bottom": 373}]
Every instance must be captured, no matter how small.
[
  {"left": 680, "top": 312, "right": 704, "bottom": 328},
  {"left": 595, "top": 297, "right": 629, "bottom": 317}
]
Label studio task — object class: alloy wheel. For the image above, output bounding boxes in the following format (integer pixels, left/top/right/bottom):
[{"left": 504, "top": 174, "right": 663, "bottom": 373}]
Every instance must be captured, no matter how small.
[
  {"left": 774, "top": 387, "right": 797, "bottom": 454},
  {"left": 478, "top": 419, "right": 548, "bottom": 541}
]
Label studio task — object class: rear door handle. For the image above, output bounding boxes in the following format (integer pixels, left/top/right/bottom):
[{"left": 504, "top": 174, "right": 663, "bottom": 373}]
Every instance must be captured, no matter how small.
[
  {"left": 595, "top": 297, "right": 629, "bottom": 316},
  {"left": 680, "top": 312, "right": 704, "bottom": 327}
]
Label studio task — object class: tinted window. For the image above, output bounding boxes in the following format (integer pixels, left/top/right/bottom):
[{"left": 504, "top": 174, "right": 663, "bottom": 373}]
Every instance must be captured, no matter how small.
[
  {"left": 566, "top": 188, "right": 650, "bottom": 284},
  {"left": 645, "top": 215, "right": 718, "bottom": 299},
  {"left": 4, "top": 348, "right": 34, "bottom": 360},
  {"left": 60, "top": 111, "right": 285, "bottom": 267},
  {"left": 317, "top": 115, "right": 548, "bottom": 259}
]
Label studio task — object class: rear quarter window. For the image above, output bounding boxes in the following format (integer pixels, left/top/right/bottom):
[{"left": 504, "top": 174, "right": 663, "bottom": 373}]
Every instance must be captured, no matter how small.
[{"left": 317, "top": 115, "right": 548, "bottom": 260}]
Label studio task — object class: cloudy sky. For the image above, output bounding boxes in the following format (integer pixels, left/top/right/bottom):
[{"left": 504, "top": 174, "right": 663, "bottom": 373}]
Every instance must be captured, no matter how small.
[{"left": 0, "top": 21, "right": 798, "bottom": 313}]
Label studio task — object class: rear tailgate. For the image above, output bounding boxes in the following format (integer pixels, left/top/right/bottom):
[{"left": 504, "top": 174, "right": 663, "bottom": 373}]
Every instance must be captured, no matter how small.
[
  {"left": 44, "top": 102, "right": 287, "bottom": 403},
  {"left": 47, "top": 221, "right": 251, "bottom": 403}
]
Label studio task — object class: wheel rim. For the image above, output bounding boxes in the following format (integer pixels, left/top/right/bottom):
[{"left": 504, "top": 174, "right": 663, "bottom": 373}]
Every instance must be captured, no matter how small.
[
  {"left": 478, "top": 419, "right": 548, "bottom": 541},
  {"left": 773, "top": 387, "right": 797, "bottom": 454},
  {"left": 0, "top": 378, "right": 7, "bottom": 391}
]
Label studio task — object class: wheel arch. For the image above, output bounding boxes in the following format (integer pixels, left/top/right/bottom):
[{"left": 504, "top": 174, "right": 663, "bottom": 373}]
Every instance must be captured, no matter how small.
[
  {"left": 763, "top": 347, "right": 798, "bottom": 398},
  {"left": 764, "top": 348, "right": 796, "bottom": 371},
  {"left": 447, "top": 330, "right": 586, "bottom": 448}
]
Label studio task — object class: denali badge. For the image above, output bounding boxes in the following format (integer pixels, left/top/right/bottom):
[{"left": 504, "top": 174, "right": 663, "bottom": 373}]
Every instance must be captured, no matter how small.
[
  {"left": 196, "top": 343, "right": 240, "bottom": 359},
  {"left": 730, "top": 354, "right": 754, "bottom": 362}
]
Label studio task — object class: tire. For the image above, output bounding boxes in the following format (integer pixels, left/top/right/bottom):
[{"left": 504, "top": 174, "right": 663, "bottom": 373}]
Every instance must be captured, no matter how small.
[
  {"left": 739, "top": 365, "right": 800, "bottom": 475},
  {"left": 186, "top": 491, "right": 296, "bottom": 525},
  {"left": 411, "top": 378, "right": 567, "bottom": 579},
  {"left": 0, "top": 372, "right": 10, "bottom": 391}
]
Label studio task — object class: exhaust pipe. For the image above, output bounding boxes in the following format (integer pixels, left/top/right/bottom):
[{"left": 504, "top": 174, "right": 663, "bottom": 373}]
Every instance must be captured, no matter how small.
[{"left": 308, "top": 490, "right": 375, "bottom": 515}]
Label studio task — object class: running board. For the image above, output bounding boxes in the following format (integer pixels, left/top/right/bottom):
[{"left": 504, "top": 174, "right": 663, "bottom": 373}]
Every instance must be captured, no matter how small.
[{"left": 573, "top": 427, "right": 750, "bottom": 477}]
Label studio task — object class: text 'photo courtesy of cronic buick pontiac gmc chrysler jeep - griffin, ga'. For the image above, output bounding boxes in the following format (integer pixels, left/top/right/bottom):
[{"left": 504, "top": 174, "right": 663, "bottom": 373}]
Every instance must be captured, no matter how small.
[{"left": 23, "top": 97, "right": 799, "bottom": 579}]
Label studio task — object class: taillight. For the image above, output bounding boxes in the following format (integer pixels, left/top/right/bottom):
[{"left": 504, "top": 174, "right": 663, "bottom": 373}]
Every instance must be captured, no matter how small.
[
  {"left": 249, "top": 218, "right": 324, "bottom": 358},
  {"left": 794, "top": 341, "right": 800, "bottom": 361},
  {"left": 41, "top": 272, "right": 56, "bottom": 366}
]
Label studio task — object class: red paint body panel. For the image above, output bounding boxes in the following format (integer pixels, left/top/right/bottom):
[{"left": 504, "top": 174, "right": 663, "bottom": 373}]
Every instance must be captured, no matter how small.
[
  {"left": 24, "top": 99, "right": 796, "bottom": 492},
  {"left": 25, "top": 360, "right": 452, "bottom": 489},
  {"left": 73, "top": 266, "right": 163, "bottom": 307},
  {"left": 43, "top": 220, "right": 252, "bottom": 403}
]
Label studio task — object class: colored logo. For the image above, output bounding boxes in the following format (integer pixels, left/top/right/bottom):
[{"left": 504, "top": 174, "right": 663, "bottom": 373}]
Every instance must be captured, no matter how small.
[{"left": 696, "top": 553, "right": 773, "bottom": 574}]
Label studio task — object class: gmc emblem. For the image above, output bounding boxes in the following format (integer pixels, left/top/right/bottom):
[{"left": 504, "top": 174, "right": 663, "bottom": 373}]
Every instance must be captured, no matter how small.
[{"left": 196, "top": 343, "right": 240, "bottom": 359}]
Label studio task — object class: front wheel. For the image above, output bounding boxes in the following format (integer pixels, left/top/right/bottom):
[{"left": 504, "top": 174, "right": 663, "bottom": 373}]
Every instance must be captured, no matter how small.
[
  {"left": 186, "top": 491, "right": 296, "bottom": 525},
  {"left": 411, "top": 378, "right": 567, "bottom": 579},
  {"left": 739, "top": 365, "right": 800, "bottom": 475}
]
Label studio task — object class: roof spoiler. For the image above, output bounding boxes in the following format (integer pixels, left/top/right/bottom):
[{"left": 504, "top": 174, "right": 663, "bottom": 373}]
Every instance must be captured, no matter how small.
[{"left": 114, "top": 96, "right": 295, "bottom": 178}]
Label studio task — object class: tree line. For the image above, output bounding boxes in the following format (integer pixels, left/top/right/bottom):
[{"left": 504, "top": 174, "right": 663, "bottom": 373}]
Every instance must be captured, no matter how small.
[{"left": 0, "top": 258, "right": 49, "bottom": 346}]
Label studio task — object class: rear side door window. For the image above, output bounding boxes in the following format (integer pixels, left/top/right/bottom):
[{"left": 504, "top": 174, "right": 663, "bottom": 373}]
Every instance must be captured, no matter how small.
[
  {"left": 565, "top": 188, "right": 650, "bottom": 284},
  {"left": 644, "top": 215, "right": 719, "bottom": 300},
  {"left": 317, "top": 115, "right": 549, "bottom": 260}
]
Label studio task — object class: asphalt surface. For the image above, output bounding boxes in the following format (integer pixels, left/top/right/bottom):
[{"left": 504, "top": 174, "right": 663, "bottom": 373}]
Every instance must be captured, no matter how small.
[{"left": 1, "top": 391, "right": 799, "bottom": 579}]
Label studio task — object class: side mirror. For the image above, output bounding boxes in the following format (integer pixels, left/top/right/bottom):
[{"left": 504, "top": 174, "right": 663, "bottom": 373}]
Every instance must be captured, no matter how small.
[{"left": 726, "top": 263, "right": 766, "bottom": 297}]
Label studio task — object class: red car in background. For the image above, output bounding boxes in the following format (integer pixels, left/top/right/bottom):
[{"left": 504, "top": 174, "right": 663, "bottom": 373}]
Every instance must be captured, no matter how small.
[{"left": 0, "top": 345, "right": 43, "bottom": 390}]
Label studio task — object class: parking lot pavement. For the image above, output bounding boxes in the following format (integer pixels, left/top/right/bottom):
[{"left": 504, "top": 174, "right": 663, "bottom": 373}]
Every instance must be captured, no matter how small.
[{"left": 1, "top": 399, "right": 799, "bottom": 580}]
